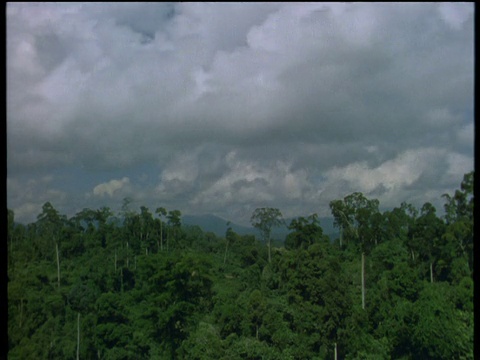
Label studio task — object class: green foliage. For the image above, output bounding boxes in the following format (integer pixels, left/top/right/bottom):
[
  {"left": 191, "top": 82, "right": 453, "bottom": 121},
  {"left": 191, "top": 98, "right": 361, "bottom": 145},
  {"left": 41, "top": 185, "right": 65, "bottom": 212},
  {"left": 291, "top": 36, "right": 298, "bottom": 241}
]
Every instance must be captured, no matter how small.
[
  {"left": 285, "top": 214, "right": 326, "bottom": 250},
  {"left": 412, "top": 282, "right": 473, "bottom": 359},
  {"left": 7, "top": 172, "right": 474, "bottom": 359},
  {"left": 250, "top": 207, "right": 284, "bottom": 263}
]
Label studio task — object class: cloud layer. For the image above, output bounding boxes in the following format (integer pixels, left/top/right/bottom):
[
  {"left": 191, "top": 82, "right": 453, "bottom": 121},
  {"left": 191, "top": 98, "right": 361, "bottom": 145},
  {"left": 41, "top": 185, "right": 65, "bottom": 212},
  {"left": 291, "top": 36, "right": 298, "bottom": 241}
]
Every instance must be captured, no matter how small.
[{"left": 7, "top": 3, "right": 474, "bottom": 225}]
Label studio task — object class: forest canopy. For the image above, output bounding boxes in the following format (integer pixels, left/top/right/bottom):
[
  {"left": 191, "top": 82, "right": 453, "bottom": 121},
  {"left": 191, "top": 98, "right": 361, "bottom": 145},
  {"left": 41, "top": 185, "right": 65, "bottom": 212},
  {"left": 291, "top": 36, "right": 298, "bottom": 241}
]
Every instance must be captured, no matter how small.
[{"left": 7, "top": 171, "right": 473, "bottom": 359}]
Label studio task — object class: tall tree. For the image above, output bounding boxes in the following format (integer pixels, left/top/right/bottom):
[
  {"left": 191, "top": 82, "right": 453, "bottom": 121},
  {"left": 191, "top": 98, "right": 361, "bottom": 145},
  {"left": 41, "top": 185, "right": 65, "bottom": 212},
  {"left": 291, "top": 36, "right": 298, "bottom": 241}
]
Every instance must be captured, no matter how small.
[
  {"left": 412, "top": 202, "right": 445, "bottom": 283},
  {"left": 36, "top": 202, "right": 66, "bottom": 288},
  {"left": 442, "top": 171, "right": 474, "bottom": 276},
  {"left": 399, "top": 202, "right": 420, "bottom": 261},
  {"left": 224, "top": 222, "right": 238, "bottom": 265},
  {"left": 155, "top": 207, "right": 167, "bottom": 252},
  {"left": 250, "top": 207, "right": 284, "bottom": 263},
  {"left": 330, "top": 193, "right": 379, "bottom": 310},
  {"left": 285, "top": 214, "right": 324, "bottom": 250},
  {"left": 139, "top": 206, "right": 154, "bottom": 255},
  {"left": 94, "top": 207, "right": 113, "bottom": 249},
  {"left": 167, "top": 210, "right": 182, "bottom": 251},
  {"left": 443, "top": 171, "right": 473, "bottom": 223},
  {"left": 120, "top": 197, "right": 137, "bottom": 267},
  {"left": 330, "top": 199, "right": 356, "bottom": 248}
]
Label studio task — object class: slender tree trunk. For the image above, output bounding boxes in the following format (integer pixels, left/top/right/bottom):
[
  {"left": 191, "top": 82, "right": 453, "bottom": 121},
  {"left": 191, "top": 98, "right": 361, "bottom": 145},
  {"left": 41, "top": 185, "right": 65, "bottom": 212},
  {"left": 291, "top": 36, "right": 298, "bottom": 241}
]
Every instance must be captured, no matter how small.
[
  {"left": 267, "top": 238, "right": 271, "bottom": 264},
  {"left": 334, "top": 342, "right": 337, "bottom": 360},
  {"left": 10, "top": 235, "right": 14, "bottom": 258},
  {"left": 430, "top": 262, "right": 434, "bottom": 283},
  {"left": 160, "top": 223, "right": 163, "bottom": 252},
  {"left": 126, "top": 242, "right": 129, "bottom": 268},
  {"left": 223, "top": 239, "right": 229, "bottom": 265},
  {"left": 411, "top": 249, "right": 415, "bottom": 261},
  {"left": 339, "top": 228, "right": 343, "bottom": 248},
  {"left": 56, "top": 242, "right": 61, "bottom": 288},
  {"left": 19, "top": 298, "right": 23, "bottom": 328},
  {"left": 361, "top": 252, "right": 365, "bottom": 310},
  {"left": 459, "top": 242, "right": 470, "bottom": 273},
  {"left": 465, "top": 252, "right": 471, "bottom": 274},
  {"left": 76, "top": 312, "right": 80, "bottom": 360}
]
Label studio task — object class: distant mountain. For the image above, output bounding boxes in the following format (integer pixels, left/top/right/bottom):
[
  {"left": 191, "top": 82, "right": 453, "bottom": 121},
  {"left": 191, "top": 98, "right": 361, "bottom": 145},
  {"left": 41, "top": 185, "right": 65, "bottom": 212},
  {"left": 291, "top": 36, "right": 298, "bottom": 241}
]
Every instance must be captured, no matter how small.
[
  {"left": 182, "top": 214, "right": 339, "bottom": 242},
  {"left": 182, "top": 214, "right": 254, "bottom": 237}
]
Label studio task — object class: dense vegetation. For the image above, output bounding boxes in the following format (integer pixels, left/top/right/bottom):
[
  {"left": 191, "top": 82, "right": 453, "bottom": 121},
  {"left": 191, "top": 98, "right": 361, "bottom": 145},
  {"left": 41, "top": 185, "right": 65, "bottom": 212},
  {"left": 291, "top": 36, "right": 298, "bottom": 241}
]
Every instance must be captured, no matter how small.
[{"left": 8, "top": 172, "right": 473, "bottom": 359}]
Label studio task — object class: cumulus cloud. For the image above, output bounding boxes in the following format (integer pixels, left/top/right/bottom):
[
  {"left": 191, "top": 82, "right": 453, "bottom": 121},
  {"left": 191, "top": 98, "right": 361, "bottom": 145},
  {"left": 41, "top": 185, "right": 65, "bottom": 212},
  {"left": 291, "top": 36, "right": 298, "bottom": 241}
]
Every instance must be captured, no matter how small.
[
  {"left": 7, "top": 3, "right": 474, "bottom": 224},
  {"left": 93, "top": 177, "right": 130, "bottom": 197}
]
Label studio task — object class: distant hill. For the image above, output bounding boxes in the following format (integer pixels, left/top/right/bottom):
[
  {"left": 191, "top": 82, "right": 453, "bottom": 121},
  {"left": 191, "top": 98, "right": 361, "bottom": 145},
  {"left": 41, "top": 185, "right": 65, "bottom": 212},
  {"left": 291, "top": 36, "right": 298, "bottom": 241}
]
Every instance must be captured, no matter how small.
[
  {"left": 182, "top": 214, "right": 339, "bottom": 243},
  {"left": 182, "top": 214, "right": 254, "bottom": 237}
]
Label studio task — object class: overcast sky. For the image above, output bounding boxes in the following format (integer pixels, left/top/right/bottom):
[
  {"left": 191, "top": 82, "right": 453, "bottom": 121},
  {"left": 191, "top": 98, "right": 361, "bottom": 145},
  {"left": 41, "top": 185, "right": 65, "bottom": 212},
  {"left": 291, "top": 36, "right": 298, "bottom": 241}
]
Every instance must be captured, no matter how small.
[{"left": 7, "top": 2, "right": 474, "bottom": 226}]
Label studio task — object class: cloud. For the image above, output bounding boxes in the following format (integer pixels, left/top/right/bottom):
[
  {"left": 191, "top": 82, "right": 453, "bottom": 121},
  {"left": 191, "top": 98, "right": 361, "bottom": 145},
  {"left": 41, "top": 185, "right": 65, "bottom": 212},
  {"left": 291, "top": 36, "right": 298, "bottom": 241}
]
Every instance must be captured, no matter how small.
[
  {"left": 438, "top": 2, "right": 474, "bottom": 31},
  {"left": 93, "top": 177, "right": 131, "bottom": 197},
  {"left": 7, "top": 176, "right": 67, "bottom": 223},
  {"left": 190, "top": 151, "right": 323, "bottom": 220},
  {"left": 456, "top": 123, "right": 474, "bottom": 150},
  {"left": 7, "top": 3, "right": 474, "bottom": 224}
]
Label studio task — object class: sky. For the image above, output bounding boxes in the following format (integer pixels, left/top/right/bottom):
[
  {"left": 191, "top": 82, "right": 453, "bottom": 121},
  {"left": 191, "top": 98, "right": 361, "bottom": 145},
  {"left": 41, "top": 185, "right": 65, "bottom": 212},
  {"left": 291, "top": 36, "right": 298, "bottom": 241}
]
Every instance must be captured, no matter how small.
[{"left": 7, "top": 2, "right": 474, "bottom": 226}]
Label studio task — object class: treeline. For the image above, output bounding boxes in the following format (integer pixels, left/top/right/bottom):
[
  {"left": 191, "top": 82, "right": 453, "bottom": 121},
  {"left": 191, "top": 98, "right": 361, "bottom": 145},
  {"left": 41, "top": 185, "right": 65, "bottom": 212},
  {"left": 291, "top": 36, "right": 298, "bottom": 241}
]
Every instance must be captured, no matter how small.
[{"left": 7, "top": 172, "right": 473, "bottom": 359}]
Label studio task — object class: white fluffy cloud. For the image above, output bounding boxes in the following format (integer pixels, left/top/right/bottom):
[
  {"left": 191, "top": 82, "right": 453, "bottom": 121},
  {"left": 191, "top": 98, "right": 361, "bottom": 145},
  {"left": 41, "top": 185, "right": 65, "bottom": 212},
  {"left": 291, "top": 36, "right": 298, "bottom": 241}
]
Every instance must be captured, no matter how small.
[{"left": 93, "top": 177, "right": 131, "bottom": 197}]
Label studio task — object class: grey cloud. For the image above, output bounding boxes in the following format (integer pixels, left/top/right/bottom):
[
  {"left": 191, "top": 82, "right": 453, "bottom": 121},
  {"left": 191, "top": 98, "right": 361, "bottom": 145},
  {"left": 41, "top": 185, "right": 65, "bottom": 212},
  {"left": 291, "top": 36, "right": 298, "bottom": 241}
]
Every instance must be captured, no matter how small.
[
  {"left": 232, "top": 178, "right": 270, "bottom": 192},
  {"left": 7, "top": 3, "right": 474, "bottom": 224}
]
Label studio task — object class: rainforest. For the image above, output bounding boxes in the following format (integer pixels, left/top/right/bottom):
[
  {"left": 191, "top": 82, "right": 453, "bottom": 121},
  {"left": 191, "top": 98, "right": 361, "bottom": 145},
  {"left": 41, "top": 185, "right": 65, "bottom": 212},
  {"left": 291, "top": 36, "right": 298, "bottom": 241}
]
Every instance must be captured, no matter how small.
[{"left": 7, "top": 171, "right": 473, "bottom": 359}]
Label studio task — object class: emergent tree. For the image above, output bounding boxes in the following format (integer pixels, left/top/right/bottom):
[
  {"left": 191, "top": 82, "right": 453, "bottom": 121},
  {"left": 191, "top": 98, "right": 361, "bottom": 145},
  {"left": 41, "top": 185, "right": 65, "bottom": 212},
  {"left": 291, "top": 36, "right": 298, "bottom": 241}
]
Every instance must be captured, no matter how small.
[{"left": 250, "top": 207, "right": 284, "bottom": 263}]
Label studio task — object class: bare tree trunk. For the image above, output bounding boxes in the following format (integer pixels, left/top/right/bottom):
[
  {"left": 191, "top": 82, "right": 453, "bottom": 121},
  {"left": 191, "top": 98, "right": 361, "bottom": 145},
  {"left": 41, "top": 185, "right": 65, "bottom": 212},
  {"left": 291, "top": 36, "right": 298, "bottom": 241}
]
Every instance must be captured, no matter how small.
[
  {"left": 56, "top": 242, "right": 61, "bottom": 288},
  {"left": 19, "top": 298, "right": 24, "bottom": 328},
  {"left": 223, "top": 239, "right": 229, "bottom": 265},
  {"left": 160, "top": 223, "right": 163, "bottom": 252},
  {"left": 10, "top": 234, "right": 14, "bottom": 258},
  {"left": 267, "top": 238, "right": 271, "bottom": 264},
  {"left": 334, "top": 342, "right": 337, "bottom": 360},
  {"left": 126, "top": 242, "right": 129, "bottom": 268},
  {"left": 459, "top": 242, "right": 470, "bottom": 273},
  {"left": 430, "top": 262, "right": 434, "bottom": 283},
  {"left": 361, "top": 252, "right": 365, "bottom": 310},
  {"left": 76, "top": 313, "right": 80, "bottom": 360}
]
